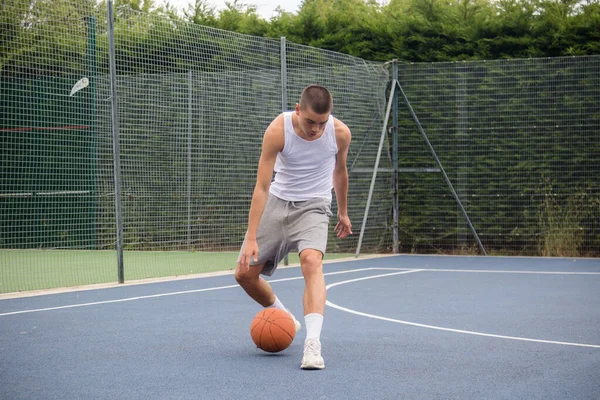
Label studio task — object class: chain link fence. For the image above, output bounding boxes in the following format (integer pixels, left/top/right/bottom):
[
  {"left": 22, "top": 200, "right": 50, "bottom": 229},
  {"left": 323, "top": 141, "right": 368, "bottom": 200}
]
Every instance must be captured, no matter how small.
[
  {"left": 395, "top": 56, "right": 600, "bottom": 256},
  {"left": 0, "top": 1, "right": 390, "bottom": 292},
  {"left": 1, "top": 0, "right": 598, "bottom": 293}
]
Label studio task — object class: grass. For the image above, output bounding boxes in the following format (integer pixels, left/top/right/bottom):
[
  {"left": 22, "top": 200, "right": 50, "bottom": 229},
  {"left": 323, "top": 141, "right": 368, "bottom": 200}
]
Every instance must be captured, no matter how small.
[
  {"left": 0, "top": 250, "right": 354, "bottom": 294},
  {"left": 537, "top": 186, "right": 589, "bottom": 257}
]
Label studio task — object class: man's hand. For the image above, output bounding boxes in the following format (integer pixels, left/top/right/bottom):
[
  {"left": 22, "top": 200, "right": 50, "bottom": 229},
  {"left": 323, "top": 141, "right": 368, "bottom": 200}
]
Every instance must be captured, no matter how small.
[
  {"left": 334, "top": 214, "right": 352, "bottom": 239},
  {"left": 237, "top": 238, "right": 259, "bottom": 273}
]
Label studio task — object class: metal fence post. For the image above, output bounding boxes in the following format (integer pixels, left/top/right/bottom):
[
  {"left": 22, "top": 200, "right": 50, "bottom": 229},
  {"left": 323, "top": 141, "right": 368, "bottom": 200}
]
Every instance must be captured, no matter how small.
[
  {"left": 281, "top": 36, "right": 289, "bottom": 266},
  {"left": 108, "top": 0, "right": 124, "bottom": 283},
  {"left": 187, "top": 70, "right": 193, "bottom": 250},
  {"left": 392, "top": 60, "right": 399, "bottom": 254}
]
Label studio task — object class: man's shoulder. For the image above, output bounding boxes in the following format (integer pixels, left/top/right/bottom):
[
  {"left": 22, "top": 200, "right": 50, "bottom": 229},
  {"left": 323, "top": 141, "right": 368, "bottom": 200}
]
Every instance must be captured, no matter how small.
[
  {"left": 267, "top": 113, "right": 286, "bottom": 132},
  {"left": 263, "top": 113, "right": 285, "bottom": 151},
  {"left": 332, "top": 117, "right": 351, "bottom": 143}
]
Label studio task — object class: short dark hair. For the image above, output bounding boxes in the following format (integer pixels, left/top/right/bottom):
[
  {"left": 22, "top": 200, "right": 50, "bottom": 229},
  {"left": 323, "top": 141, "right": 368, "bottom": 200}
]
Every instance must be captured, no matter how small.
[{"left": 299, "top": 85, "right": 333, "bottom": 114}]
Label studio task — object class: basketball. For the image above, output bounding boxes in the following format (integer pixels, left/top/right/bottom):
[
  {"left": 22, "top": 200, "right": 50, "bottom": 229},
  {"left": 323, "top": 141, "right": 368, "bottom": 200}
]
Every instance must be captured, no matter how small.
[{"left": 250, "top": 308, "right": 296, "bottom": 352}]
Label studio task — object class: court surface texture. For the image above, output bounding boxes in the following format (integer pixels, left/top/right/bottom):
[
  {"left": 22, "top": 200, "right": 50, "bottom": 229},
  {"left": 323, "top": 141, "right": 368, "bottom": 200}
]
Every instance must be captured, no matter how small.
[{"left": 1, "top": 255, "right": 599, "bottom": 399}]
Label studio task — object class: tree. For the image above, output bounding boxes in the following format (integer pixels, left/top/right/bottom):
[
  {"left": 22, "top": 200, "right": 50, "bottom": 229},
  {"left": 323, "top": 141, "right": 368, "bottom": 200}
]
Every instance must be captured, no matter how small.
[
  {"left": 182, "top": 0, "right": 218, "bottom": 27},
  {"left": 115, "top": 0, "right": 155, "bottom": 12}
]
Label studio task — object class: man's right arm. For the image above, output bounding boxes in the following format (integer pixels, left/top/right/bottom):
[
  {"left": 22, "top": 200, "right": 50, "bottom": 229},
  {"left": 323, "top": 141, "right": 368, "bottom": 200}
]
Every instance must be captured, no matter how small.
[{"left": 238, "top": 115, "right": 284, "bottom": 270}]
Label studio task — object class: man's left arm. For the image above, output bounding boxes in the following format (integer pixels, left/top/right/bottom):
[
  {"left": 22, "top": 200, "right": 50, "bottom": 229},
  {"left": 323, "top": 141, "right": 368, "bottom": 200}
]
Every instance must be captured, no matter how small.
[{"left": 333, "top": 122, "right": 352, "bottom": 239}]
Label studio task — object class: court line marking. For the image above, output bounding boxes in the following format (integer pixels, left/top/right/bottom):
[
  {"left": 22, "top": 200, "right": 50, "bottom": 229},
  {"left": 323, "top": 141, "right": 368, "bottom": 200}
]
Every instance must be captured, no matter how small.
[
  {"left": 0, "top": 267, "right": 377, "bottom": 317},
  {"left": 2, "top": 266, "right": 598, "bottom": 319},
  {"left": 326, "top": 269, "right": 600, "bottom": 349},
  {"left": 373, "top": 267, "right": 600, "bottom": 275}
]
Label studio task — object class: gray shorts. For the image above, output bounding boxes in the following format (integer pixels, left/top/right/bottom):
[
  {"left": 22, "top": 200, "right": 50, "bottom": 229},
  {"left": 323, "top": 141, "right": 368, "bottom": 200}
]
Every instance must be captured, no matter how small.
[{"left": 240, "top": 193, "right": 333, "bottom": 276}]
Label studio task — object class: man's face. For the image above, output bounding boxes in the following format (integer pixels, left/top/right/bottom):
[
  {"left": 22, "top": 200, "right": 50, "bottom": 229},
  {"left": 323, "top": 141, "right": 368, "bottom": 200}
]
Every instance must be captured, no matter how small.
[{"left": 295, "top": 104, "right": 330, "bottom": 139}]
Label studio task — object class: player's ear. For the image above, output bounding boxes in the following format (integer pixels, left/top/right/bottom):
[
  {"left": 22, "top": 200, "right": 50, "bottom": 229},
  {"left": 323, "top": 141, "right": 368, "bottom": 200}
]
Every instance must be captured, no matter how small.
[{"left": 295, "top": 103, "right": 300, "bottom": 115}]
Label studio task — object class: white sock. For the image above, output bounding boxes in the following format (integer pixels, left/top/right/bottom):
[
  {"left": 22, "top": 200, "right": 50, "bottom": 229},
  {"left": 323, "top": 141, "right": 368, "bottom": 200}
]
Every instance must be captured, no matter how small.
[
  {"left": 304, "top": 313, "right": 324, "bottom": 340},
  {"left": 266, "top": 295, "right": 286, "bottom": 311}
]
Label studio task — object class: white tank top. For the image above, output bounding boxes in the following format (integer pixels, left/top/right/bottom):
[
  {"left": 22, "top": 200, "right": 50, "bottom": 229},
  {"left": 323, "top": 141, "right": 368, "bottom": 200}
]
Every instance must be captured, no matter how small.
[{"left": 269, "top": 111, "right": 338, "bottom": 201}]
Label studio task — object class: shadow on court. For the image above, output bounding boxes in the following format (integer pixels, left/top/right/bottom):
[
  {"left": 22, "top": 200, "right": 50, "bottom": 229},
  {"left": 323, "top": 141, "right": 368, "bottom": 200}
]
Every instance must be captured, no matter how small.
[{"left": 1, "top": 255, "right": 599, "bottom": 400}]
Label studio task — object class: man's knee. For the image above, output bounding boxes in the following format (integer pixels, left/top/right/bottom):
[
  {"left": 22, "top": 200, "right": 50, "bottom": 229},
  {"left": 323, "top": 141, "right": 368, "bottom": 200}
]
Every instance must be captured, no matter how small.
[
  {"left": 300, "top": 249, "right": 323, "bottom": 275},
  {"left": 235, "top": 264, "right": 262, "bottom": 285},
  {"left": 235, "top": 270, "right": 254, "bottom": 285},
  {"left": 234, "top": 269, "right": 247, "bottom": 284}
]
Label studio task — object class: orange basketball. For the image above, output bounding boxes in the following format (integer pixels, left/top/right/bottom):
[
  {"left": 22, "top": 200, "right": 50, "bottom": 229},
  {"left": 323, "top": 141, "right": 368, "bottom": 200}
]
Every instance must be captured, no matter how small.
[{"left": 250, "top": 308, "right": 296, "bottom": 353}]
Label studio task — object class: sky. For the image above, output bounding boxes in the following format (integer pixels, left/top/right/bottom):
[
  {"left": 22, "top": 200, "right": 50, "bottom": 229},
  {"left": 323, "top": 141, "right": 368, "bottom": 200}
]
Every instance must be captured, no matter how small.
[{"left": 167, "top": 0, "right": 304, "bottom": 19}]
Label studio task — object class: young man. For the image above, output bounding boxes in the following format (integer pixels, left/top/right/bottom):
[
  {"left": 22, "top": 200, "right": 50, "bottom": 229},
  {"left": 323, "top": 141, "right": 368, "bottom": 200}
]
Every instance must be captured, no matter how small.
[{"left": 235, "top": 84, "right": 352, "bottom": 370}]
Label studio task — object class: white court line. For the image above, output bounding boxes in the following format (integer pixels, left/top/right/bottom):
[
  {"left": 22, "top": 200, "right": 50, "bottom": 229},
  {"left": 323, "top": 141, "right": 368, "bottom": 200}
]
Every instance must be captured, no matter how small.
[
  {"left": 373, "top": 267, "right": 600, "bottom": 275},
  {"left": 326, "top": 269, "right": 600, "bottom": 349},
  {"left": 0, "top": 267, "right": 376, "bottom": 317}
]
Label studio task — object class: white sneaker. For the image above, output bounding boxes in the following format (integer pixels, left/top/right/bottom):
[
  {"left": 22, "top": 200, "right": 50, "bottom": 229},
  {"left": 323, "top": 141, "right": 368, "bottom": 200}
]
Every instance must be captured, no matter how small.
[
  {"left": 287, "top": 309, "right": 301, "bottom": 333},
  {"left": 301, "top": 338, "right": 325, "bottom": 370}
]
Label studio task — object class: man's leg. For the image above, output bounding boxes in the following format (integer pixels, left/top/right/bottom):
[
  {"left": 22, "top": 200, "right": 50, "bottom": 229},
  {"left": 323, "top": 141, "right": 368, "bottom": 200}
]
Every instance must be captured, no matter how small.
[
  {"left": 299, "top": 249, "right": 326, "bottom": 370},
  {"left": 300, "top": 249, "right": 326, "bottom": 315},
  {"left": 235, "top": 263, "right": 302, "bottom": 332},
  {"left": 234, "top": 263, "right": 275, "bottom": 307}
]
